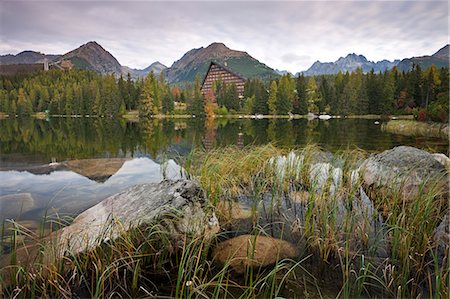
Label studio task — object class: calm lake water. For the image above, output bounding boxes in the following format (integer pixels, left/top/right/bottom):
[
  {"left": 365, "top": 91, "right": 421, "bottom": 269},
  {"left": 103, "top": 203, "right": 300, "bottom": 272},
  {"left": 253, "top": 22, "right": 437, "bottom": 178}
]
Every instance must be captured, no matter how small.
[{"left": 0, "top": 117, "right": 448, "bottom": 224}]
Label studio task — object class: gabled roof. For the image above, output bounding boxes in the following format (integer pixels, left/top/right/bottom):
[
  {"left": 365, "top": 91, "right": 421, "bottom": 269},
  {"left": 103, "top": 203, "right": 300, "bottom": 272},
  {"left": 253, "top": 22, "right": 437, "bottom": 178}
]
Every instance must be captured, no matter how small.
[{"left": 201, "top": 61, "right": 247, "bottom": 87}]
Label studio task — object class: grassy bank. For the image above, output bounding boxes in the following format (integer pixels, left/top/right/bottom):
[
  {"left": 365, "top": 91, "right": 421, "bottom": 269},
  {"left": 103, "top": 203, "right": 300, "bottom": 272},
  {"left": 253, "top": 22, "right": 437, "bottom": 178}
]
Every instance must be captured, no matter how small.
[
  {"left": 1, "top": 145, "right": 448, "bottom": 298},
  {"left": 382, "top": 120, "right": 449, "bottom": 140}
]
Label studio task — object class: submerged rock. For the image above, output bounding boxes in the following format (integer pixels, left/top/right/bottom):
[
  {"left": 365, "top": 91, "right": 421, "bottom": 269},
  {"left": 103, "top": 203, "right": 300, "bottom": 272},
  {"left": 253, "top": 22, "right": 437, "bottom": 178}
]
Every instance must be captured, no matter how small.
[
  {"left": 56, "top": 179, "right": 220, "bottom": 256},
  {"left": 213, "top": 234, "right": 299, "bottom": 274},
  {"left": 361, "top": 146, "right": 448, "bottom": 201},
  {"left": 0, "top": 193, "right": 34, "bottom": 218}
]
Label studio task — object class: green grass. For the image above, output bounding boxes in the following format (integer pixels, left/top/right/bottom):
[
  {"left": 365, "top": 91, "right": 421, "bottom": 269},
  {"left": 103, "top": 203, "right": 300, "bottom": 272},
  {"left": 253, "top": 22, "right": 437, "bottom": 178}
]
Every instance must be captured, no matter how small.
[{"left": 1, "top": 144, "right": 448, "bottom": 298}]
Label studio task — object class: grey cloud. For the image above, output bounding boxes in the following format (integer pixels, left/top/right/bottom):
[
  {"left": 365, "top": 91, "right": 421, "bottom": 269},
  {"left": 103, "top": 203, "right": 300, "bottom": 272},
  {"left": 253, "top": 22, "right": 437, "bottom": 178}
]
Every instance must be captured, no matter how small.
[{"left": 1, "top": 1, "right": 447, "bottom": 73}]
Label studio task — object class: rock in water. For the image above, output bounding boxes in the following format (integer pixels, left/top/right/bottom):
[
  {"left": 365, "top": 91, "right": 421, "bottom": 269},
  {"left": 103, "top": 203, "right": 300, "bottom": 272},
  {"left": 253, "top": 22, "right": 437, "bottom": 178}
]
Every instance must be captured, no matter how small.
[
  {"left": 213, "top": 235, "right": 299, "bottom": 274},
  {"left": 0, "top": 193, "right": 34, "bottom": 218},
  {"left": 56, "top": 180, "right": 220, "bottom": 256},
  {"left": 433, "top": 213, "right": 449, "bottom": 267},
  {"left": 361, "top": 146, "right": 448, "bottom": 201}
]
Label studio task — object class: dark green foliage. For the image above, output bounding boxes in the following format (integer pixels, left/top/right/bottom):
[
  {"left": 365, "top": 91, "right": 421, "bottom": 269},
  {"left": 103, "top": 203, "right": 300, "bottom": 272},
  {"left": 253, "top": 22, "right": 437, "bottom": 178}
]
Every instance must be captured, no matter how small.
[
  {"left": 0, "top": 69, "right": 143, "bottom": 116},
  {"left": 293, "top": 75, "right": 308, "bottom": 115},
  {"left": 276, "top": 74, "right": 295, "bottom": 114},
  {"left": 1, "top": 65, "right": 447, "bottom": 122},
  {"left": 311, "top": 65, "right": 448, "bottom": 120},
  {"left": 186, "top": 76, "right": 205, "bottom": 117},
  {"left": 245, "top": 79, "right": 268, "bottom": 114}
]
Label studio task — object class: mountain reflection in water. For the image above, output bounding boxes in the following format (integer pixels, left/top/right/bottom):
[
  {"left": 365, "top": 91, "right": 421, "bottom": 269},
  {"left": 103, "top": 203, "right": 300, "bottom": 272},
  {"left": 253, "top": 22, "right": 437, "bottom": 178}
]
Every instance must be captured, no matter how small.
[
  {"left": 0, "top": 158, "right": 181, "bottom": 222},
  {"left": 0, "top": 117, "right": 447, "bottom": 224}
]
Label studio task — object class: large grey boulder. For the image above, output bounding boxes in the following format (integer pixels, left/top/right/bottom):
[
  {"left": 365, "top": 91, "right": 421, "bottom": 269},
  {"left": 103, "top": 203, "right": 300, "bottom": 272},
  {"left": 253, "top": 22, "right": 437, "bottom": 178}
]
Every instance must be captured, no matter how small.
[
  {"left": 361, "top": 146, "right": 448, "bottom": 201},
  {"left": 56, "top": 179, "right": 220, "bottom": 256}
]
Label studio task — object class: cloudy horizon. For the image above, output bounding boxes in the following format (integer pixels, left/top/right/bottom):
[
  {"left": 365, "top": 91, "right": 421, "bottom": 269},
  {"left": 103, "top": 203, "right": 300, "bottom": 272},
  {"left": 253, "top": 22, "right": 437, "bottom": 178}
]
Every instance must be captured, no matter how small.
[{"left": 1, "top": 0, "right": 448, "bottom": 73}]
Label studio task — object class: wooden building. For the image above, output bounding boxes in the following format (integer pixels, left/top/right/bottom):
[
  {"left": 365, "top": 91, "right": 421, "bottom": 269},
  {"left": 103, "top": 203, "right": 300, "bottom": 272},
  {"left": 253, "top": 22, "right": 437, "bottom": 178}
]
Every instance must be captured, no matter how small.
[{"left": 201, "top": 61, "right": 246, "bottom": 100}]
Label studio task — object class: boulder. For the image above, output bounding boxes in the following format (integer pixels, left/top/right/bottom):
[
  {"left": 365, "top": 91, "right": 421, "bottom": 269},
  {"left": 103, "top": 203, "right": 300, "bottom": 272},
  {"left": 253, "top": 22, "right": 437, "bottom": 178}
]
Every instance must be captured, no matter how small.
[
  {"left": 361, "top": 146, "right": 448, "bottom": 201},
  {"left": 432, "top": 153, "right": 450, "bottom": 172},
  {"left": 0, "top": 193, "right": 34, "bottom": 218},
  {"left": 56, "top": 179, "right": 219, "bottom": 256},
  {"left": 212, "top": 234, "right": 299, "bottom": 274}
]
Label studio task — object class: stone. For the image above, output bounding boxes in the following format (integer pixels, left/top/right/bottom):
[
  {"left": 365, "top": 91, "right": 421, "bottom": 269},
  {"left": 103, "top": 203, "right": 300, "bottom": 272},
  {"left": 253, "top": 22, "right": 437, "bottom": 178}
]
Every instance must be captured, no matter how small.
[
  {"left": 212, "top": 234, "right": 299, "bottom": 274},
  {"left": 56, "top": 179, "right": 220, "bottom": 256},
  {"left": 0, "top": 193, "right": 34, "bottom": 218},
  {"left": 361, "top": 146, "right": 448, "bottom": 201},
  {"left": 433, "top": 213, "right": 449, "bottom": 267},
  {"left": 432, "top": 153, "right": 450, "bottom": 172}
]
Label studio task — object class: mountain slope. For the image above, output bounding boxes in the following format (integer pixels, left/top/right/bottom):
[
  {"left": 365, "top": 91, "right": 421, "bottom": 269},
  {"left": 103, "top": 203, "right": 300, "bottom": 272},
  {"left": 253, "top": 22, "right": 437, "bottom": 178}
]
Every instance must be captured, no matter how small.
[
  {"left": 57, "top": 41, "right": 122, "bottom": 74},
  {"left": 397, "top": 44, "right": 449, "bottom": 71},
  {"left": 302, "top": 53, "right": 399, "bottom": 76},
  {"left": 164, "top": 42, "right": 278, "bottom": 84},
  {"left": 122, "top": 61, "right": 167, "bottom": 78},
  {"left": 0, "top": 51, "right": 61, "bottom": 65}
]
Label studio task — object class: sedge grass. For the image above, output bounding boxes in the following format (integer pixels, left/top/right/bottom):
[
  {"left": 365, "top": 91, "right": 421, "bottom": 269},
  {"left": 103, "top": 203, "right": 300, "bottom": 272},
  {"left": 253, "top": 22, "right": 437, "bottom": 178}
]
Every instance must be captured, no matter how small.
[{"left": 1, "top": 144, "right": 448, "bottom": 298}]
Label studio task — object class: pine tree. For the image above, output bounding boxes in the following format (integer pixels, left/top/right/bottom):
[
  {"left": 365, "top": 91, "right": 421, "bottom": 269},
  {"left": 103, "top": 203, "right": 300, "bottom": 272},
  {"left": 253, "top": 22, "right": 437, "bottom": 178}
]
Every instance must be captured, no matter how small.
[
  {"left": 139, "top": 72, "right": 156, "bottom": 117},
  {"left": 91, "top": 86, "right": 101, "bottom": 116},
  {"left": 224, "top": 83, "right": 239, "bottom": 111},
  {"left": 250, "top": 79, "right": 269, "bottom": 115},
  {"left": 293, "top": 74, "right": 308, "bottom": 115},
  {"left": 380, "top": 71, "right": 395, "bottom": 115},
  {"left": 276, "top": 74, "right": 295, "bottom": 114},
  {"left": 187, "top": 76, "right": 205, "bottom": 117},
  {"left": 306, "top": 77, "right": 321, "bottom": 113},
  {"left": 268, "top": 81, "right": 278, "bottom": 115}
]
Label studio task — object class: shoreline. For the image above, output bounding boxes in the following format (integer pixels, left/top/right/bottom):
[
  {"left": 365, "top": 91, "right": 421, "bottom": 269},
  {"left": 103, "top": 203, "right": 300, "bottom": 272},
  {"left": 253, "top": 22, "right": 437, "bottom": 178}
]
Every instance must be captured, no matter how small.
[{"left": 0, "top": 112, "right": 417, "bottom": 121}]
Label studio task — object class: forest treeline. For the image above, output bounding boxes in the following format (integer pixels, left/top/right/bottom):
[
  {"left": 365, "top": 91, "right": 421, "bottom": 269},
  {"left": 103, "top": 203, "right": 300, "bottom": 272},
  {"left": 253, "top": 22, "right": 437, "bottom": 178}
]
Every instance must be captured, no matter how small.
[{"left": 0, "top": 64, "right": 448, "bottom": 122}]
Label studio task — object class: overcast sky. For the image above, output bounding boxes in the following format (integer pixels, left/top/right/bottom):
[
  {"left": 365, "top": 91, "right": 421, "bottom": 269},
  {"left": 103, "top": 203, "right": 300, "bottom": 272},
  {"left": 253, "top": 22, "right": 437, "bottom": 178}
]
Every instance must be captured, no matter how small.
[{"left": 1, "top": 0, "right": 448, "bottom": 73}]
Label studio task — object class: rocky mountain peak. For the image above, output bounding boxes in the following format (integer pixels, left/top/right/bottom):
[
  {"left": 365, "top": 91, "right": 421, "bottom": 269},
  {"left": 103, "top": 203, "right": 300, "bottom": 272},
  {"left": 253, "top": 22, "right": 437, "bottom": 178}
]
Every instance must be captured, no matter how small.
[
  {"left": 432, "top": 44, "right": 449, "bottom": 59},
  {"left": 61, "top": 41, "right": 122, "bottom": 74}
]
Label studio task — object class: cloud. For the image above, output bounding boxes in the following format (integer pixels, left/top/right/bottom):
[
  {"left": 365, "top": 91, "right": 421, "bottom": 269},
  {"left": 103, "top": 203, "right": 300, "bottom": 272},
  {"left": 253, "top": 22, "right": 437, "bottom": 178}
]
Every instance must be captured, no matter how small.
[
  {"left": 281, "top": 53, "right": 311, "bottom": 63},
  {"left": 0, "top": 1, "right": 447, "bottom": 73}
]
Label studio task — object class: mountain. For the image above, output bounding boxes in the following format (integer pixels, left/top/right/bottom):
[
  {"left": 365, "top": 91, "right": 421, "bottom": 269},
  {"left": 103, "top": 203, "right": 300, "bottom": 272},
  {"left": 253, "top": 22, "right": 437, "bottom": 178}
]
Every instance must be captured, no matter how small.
[
  {"left": 122, "top": 61, "right": 168, "bottom": 78},
  {"left": 0, "top": 51, "right": 61, "bottom": 65},
  {"left": 396, "top": 44, "right": 449, "bottom": 71},
  {"left": 55, "top": 41, "right": 122, "bottom": 75},
  {"left": 275, "top": 69, "right": 293, "bottom": 76},
  {"left": 164, "top": 42, "right": 278, "bottom": 84},
  {"left": 302, "top": 53, "right": 399, "bottom": 76}
]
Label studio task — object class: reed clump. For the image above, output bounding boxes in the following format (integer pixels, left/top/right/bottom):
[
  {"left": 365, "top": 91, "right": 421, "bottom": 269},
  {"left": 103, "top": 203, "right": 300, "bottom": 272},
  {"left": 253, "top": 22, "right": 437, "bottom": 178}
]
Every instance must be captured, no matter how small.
[{"left": 1, "top": 144, "right": 448, "bottom": 298}]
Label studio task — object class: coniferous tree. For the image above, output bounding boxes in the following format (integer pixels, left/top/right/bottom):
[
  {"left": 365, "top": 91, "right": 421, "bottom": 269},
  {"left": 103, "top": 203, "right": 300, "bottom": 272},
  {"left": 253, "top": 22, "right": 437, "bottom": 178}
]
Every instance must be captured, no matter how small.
[
  {"left": 250, "top": 79, "right": 268, "bottom": 114},
  {"left": 139, "top": 72, "right": 156, "bottom": 117},
  {"left": 187, "top": 76, "right": 205, "bottom": 117},
  {"left": 268, "top": 81, "right": 278, "bottom": 115},
  {"left": 276, "top": 74, "right": 295, "bottom": 114},
  {"left": 380, "top": 71, "right": 395, "bottom": 115},
  {"left": 306, "top": 77, "right": 321, "bottom": 113},
  {"left": 294, "top": 74, "right": 308, "bottom": 115}
]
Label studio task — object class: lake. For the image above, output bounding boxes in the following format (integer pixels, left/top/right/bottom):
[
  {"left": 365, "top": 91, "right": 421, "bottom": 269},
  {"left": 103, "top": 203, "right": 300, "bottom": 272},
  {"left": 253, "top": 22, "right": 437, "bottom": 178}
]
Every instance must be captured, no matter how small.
[{"left": 0, "top": 117, "right": 448, "bottom": 224}]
